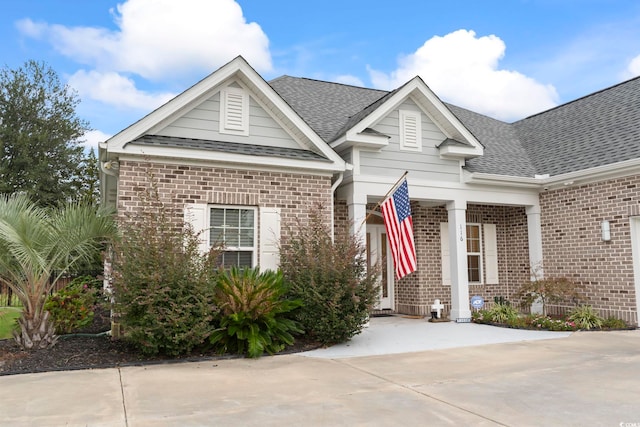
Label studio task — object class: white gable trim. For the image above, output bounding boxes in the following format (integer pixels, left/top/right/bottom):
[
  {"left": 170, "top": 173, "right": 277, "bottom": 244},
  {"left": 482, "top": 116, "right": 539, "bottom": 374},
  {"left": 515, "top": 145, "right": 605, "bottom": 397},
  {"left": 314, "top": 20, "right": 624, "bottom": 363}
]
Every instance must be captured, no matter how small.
[
  {"left": 104, "top": 56, "right": 346, "bottom": 171},
  {"left": 340, "top": 78, "right": 483, "bottom": 158}
]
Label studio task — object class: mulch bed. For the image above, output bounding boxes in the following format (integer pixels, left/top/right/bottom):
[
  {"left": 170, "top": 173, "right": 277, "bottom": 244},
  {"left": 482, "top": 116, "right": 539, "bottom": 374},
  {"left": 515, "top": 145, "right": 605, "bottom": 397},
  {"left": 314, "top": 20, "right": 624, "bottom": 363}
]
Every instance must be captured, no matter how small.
[{"left": 0, "top": 308, "right": 322, "bottom": 376}]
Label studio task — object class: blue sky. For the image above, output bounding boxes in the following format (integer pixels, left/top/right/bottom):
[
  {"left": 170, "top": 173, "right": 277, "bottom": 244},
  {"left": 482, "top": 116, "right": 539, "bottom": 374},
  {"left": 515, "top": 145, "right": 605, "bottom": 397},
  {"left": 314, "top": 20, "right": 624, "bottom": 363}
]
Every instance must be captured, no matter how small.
[{"left": 3, "top": 0, "right": 640, "bottom": 150}]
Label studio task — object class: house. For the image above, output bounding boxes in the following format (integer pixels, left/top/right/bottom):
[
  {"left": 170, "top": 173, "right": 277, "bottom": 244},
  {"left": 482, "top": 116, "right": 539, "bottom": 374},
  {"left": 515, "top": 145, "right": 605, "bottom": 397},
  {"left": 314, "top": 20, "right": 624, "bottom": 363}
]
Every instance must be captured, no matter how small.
[{"left": 100, "top": 56, "right": 640, "bottom": 326}]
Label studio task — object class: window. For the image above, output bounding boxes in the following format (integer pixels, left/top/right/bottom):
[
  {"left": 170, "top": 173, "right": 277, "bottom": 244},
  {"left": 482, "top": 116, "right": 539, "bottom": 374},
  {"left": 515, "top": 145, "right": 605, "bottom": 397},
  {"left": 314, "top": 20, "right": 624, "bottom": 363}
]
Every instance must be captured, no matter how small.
[
  {"left": 210, "top": 207, "right": 256, "bottom": 267},
  {"left": 466, "top": 224, "right": 482, "bottom": 283},
  {"left": 399, "top": 110, "right": 422, "bottom": 151},
  {"left": 440, "top": 222, "right": 498, "bottom": 285},
  {"left": 219, "top": 87, "right": 249, "bottom": 135}
]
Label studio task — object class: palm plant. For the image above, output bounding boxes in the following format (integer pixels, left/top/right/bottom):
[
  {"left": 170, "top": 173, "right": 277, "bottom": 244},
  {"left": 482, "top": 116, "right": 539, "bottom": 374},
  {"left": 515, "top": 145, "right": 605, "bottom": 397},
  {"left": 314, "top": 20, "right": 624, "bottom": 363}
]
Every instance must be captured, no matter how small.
[
  {"left": 210, "top": 267, "right": 303, "bottom": 358},
  {"left": 0, "top": 194, "right": 116, "bottom": 349}
]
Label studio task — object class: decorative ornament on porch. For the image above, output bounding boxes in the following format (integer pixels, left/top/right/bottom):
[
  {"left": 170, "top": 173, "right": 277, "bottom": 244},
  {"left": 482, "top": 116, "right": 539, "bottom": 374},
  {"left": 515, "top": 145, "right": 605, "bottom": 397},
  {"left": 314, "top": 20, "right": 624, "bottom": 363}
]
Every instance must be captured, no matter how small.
[{"left": 379, "top": 172, "right": 418, "bottom": 280}]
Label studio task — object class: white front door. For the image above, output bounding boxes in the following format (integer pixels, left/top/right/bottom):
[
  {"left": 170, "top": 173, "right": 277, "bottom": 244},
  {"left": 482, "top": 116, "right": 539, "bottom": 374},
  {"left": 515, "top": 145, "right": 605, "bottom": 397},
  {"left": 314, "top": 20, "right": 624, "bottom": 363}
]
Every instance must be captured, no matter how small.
[{"left": 367, "top": 224, "right": 394, "bottom": 310}]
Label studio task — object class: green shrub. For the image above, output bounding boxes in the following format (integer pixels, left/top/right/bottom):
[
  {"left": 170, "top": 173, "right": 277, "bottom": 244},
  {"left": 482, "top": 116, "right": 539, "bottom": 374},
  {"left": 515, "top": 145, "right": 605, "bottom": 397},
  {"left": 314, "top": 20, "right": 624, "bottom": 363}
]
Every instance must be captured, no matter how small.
[
  {"left": 487, "top": 303, "right": 519, "bottom": 324},
  {"left": 210, "top": 267, "right": 302, "bottom": 358},
  {"left": 44, "top": 276, "right": 100, "bottom": 334},
  {"left": 112, "top": 179, "right": 221, "bottom": 356},
  {"left": 279, "top": 205, "right": 379, "bottom": 345},
  {"left": 568, "top": 305, "right": 604, "bottom": 330},
  {"left": 601, "top": 317, "right": 628, "bottom": 329}
]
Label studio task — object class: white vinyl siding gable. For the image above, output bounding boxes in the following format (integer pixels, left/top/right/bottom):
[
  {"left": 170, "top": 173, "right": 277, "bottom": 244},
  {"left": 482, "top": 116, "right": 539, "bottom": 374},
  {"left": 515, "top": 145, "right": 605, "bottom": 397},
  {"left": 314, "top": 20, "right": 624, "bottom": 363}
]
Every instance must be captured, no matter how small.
[
  {"left": 220, "top": 87, "right": 249, "bottom": 136},
  {"left": 399, "top": 110, "right": 422, "bottom": 151},
  {"left": 157, "top": 90, "right": 301, "bottom": 150},
  {"left": 359, "top": 100, "right": 461, "bottom": 182}
]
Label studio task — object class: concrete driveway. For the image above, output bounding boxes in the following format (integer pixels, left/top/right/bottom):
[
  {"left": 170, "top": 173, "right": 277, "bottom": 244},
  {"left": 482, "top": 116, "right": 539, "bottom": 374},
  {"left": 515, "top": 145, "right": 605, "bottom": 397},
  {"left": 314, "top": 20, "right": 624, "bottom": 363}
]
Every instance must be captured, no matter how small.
[{"left": 0, "top": 317, "right": 638, "bottom": 426}]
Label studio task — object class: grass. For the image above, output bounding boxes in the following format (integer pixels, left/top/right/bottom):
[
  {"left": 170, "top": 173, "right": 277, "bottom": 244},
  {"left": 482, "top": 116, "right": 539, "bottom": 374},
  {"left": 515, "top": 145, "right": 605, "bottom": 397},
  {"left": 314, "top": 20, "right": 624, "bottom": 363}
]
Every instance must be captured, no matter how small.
[{"left": 0, "top": 307, "right": 22, "bottom": 340}]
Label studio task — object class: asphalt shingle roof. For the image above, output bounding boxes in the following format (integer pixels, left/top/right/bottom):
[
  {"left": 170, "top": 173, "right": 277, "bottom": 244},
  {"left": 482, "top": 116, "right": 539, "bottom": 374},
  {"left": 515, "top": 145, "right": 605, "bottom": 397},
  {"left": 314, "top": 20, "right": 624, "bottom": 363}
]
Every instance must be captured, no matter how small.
[
  {"left": 514, "top": 76, "right": 640, "bottom": 176},
  {"left": 131, "top": 135, "right": 330, "bottom": 162},
  {"left": 270, "top": 74, "right": 640, "bottom": 178},
  {"left": 269, "top": 76, "right": 388, "bottom": 143}
]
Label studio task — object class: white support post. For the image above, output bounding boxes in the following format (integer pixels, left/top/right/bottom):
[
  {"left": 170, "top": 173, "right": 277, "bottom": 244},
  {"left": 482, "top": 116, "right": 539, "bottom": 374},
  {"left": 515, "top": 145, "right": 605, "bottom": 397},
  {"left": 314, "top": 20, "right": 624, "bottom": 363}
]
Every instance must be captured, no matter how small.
[
  {"left": 447, "top": 200, "right": 471, "bottom": 322},
  {"left": 526, "top": 205, "right": 544, "bottom": 280},
  {"left": 348, "top": 190, "right": 368, "bottom": 249}
]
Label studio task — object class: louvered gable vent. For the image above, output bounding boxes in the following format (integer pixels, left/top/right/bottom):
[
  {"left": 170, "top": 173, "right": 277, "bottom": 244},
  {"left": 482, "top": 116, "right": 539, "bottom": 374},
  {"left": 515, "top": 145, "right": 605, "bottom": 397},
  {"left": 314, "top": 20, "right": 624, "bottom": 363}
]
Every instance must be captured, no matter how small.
[
  {"left": 399, "top": 110, "right": 422, "bottom": 151},
  {"left": 220, "top": 86, "right": 249, "bottom": 135}
]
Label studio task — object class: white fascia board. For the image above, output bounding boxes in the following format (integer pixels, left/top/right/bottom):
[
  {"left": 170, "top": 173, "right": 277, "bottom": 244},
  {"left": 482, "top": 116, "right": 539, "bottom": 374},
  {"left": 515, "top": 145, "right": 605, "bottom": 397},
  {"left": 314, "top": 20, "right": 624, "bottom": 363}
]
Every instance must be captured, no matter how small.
[
  {"left": 439, "top": 144, "right": 483, "bottom": 160},
  {"left": 348, "top": 173, "right": 539, "bottom": 206},
  {"left": 114, "top": 145, "right": 345, "bottom": 173},
  {"left": 464, "top": 171, "right": 543, "bottom": 189},
  {"left": 117, "top": 153, "right": 336, "bottom": 178},
  {"left": 542, "top": 158, "right": 640, "bottom": 189},
  {"left": 467, "top": 158, "right": 640, "bottom": 191},
  {"left": 331, "top": 132, "right": 389, "bottom": 151}
]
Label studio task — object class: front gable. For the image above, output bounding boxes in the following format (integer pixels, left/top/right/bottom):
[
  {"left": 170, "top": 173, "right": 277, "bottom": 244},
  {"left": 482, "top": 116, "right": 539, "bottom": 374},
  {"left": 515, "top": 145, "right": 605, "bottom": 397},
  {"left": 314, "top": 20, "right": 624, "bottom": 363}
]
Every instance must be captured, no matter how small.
[
  {"left": 333, "top": 77, "right": 484, "bottom": 161},
  {"left": 101, "top": 56, "right": 345, "bottom": 173}
]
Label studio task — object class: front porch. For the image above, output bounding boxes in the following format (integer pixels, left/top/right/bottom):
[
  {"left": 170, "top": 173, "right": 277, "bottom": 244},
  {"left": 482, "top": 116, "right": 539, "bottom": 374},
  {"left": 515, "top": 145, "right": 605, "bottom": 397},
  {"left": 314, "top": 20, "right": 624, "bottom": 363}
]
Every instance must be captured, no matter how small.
[{"left": 335, "top": 190, "right": 542, "bottom": 320}]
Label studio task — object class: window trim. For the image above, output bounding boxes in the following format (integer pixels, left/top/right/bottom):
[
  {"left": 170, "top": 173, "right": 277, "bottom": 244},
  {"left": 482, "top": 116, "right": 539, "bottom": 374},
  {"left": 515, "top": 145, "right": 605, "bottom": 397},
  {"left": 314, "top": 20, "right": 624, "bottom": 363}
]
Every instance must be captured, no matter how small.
[
  {"left": 441, "top": 221, "right": 498, "bottom": 286},
  {"left": 209, "top": 205, "right": 257, "bottom": 268},
  {"left": 466, "top": 223, "right": 483, "bottom": 284}
]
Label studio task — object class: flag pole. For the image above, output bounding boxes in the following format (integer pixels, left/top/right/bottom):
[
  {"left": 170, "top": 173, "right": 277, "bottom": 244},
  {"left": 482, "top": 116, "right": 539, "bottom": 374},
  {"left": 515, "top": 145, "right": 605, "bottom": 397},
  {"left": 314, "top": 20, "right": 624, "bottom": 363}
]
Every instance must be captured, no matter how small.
[{"left": 360, "top": 170, "right": 409, "bottom": 228}]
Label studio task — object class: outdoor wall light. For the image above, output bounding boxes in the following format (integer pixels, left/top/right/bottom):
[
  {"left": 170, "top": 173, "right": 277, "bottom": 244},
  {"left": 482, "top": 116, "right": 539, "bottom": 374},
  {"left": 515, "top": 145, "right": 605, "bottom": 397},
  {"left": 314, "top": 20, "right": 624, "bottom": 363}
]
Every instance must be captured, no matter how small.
[{"left": 601, "top": 220, "right": 611, "bottom": 241}]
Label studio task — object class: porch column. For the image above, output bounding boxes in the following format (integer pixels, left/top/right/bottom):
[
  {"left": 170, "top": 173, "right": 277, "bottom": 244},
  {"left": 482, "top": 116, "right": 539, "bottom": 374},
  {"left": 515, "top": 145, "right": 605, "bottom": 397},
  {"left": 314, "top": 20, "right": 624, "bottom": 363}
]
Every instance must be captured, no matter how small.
[
  {"left": 447, "top": 200, "right": 471, "bottom": 322},
  {"left": 347, "top": 191, "right": 367, "bottom": 248},
  {"left": 526, "top": 205, "right": 544, "bottom": 280}
]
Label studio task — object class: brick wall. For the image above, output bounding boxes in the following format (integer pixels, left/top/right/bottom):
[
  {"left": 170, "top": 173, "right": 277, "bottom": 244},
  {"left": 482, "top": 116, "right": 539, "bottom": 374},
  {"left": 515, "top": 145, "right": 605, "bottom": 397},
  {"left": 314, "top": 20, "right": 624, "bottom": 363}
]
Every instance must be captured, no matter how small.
[
  {"left": 117, "top": 159, "right": 333, "bottom": 259},
  {"left": 540, "top": 176, "right": 640, "bottom": 325}
]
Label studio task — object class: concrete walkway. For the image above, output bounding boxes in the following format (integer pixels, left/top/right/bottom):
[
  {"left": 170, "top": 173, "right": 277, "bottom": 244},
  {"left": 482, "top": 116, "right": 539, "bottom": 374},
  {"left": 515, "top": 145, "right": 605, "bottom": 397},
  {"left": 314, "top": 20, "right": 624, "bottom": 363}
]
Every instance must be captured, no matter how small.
[{"left": 0, "top": 317, "right": 639, "bottom": 426}]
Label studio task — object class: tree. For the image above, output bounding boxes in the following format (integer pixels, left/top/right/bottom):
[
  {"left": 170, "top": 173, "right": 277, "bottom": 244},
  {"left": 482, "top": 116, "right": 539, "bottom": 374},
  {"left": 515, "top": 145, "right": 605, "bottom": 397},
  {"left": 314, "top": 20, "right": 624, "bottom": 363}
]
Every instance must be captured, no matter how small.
[
  {"left": 0, "top": 60, "right": 90, "bottom": 207},
  {"left": 0, "top": 194, "right": 116, "bottom": 349},
  {"left": 76, "top": 148, "right": 100, "bottom": 206}
]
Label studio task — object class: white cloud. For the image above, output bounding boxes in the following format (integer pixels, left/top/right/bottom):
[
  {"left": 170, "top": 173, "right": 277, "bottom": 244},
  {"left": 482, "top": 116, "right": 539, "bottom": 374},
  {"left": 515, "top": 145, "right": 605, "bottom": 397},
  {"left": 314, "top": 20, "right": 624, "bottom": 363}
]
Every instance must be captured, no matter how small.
[
  {"left": 68, "top": 70, "right": 175, "bottom": 111},
  {"left": 17, "top": 0, "right": 272, "bottom": 80},
  {"left": 625, "top": 55, "right": 640, "bottom": 79},
  {"left": 82, "top": 130, "right": 113, "bottom": 152},
  {"left": 368, "top": 30, "right": 559, "bottom": 122}
]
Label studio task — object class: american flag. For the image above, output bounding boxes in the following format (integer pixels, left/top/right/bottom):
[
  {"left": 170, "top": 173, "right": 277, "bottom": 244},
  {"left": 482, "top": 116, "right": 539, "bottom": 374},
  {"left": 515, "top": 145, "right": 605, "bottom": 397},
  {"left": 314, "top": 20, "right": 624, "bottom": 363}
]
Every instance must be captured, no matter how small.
[{"left": 380, "top": 179, "right": 417, "bottom": 279}]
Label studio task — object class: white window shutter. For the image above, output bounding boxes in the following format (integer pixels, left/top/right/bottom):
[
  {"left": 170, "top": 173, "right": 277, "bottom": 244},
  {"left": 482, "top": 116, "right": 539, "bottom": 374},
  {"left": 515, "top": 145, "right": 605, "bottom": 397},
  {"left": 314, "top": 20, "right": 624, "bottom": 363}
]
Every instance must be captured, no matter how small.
[
  {"left": 259, "top": 207, "right": 281, "bottom": 272},
  {"left": 483, "top": 223, "right": 499, "bottom": 284},
  {"left": 440, "top": 222, "right": 451, "bottom": 286},
  {"left": 184, "top": 204, "right": 209, "bottom": 254}
]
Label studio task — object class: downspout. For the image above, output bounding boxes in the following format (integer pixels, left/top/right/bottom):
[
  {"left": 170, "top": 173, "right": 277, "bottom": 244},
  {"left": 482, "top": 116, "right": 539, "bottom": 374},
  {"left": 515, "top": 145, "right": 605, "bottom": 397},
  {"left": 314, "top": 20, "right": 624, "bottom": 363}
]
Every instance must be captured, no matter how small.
[{"left": 330, "top": 172, "right": 344, "bottom": 243}]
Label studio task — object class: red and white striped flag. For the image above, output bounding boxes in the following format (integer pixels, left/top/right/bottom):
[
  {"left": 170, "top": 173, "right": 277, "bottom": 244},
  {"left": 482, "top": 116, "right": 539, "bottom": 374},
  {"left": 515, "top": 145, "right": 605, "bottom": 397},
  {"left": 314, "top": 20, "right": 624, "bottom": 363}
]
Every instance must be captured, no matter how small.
[{"left": 380, "top": 179, "right": 417, "bottom": 279}]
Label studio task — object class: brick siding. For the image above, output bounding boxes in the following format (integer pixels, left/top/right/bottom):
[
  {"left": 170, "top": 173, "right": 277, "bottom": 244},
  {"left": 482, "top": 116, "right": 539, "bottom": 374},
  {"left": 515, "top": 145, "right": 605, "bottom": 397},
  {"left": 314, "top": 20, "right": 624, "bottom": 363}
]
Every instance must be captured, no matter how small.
[
  {"left": 540, "top": 176, "right": 640, "bottom": 325},
  {"left": 117, "top": 159, "right": 333, "bottom": 261}
]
